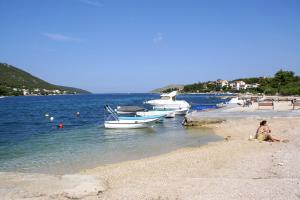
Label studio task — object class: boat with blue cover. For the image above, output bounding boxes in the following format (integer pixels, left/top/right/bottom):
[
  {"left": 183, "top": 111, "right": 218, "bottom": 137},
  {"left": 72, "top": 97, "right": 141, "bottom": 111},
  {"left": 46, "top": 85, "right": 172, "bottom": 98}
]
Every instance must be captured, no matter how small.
[{"left": 104, "top": 105, "right": 163, "bottom": 129}]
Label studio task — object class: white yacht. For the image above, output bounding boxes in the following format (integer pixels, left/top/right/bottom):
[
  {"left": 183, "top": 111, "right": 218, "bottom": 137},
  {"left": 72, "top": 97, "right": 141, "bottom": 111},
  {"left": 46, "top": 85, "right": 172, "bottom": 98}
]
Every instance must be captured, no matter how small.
[
  {"left": 228, "top": 97, "right": 244, "bottom": 104},
  {"left": 145, "top": 91, "right": 190, "bottom": 115}
]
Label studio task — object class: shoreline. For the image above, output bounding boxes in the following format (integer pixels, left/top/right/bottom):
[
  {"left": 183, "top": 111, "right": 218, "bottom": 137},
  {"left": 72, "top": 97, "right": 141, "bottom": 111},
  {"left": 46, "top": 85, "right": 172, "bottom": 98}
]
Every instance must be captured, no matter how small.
[
  {"left": 0, "top": 124, "right": 222, "bottom": 173},
  {"left": 1, "top": 116, "right": 300, "bottom": 199},
  {"left": 1, "top": 100, "right": 300, "bottom": 199}
]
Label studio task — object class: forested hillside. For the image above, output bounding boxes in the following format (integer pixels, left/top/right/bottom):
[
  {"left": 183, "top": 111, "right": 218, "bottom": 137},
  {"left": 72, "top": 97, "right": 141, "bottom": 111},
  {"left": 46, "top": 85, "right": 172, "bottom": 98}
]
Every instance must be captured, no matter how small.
[{"left": 0, "top": 63, "right": 90, "bottom": 96}]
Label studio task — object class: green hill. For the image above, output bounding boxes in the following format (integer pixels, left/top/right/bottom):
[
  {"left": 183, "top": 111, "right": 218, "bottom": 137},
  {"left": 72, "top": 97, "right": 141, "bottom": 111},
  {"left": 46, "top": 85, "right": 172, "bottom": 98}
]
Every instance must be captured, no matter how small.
[
  {"left": 150, "top": 84, "right": 184, "bottom": 93},
  {"left": 152, "top": 70, "right": 300, "bottom": 96},
  {"left": 0, "top": 63, "right": 90, "bottom": 96},
  {"left": 182, "top": 70, "right": 300, "bottom": 95}
]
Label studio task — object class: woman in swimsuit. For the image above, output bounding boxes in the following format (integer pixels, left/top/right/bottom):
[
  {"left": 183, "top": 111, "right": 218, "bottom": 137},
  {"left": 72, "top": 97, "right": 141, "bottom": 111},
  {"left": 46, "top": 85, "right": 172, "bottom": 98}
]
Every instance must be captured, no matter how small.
[{"left": 256, "top": 120, "right": 281, "bottom": 142}]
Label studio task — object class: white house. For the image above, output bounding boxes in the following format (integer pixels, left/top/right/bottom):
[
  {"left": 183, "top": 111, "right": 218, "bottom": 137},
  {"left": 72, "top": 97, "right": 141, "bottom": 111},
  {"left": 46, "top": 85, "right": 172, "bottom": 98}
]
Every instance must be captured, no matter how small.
[
  {"left": 22, "top": 89, "right": 29, "bottom": 95},
  {"left": 247, "top": 83, "right": 260, "bottom": 88},
  {"left": 216, "top": 79, "right": 228, "bottom": 88},
  {"left": 230, "top": 81, "right": 246, "bottom": 90}
]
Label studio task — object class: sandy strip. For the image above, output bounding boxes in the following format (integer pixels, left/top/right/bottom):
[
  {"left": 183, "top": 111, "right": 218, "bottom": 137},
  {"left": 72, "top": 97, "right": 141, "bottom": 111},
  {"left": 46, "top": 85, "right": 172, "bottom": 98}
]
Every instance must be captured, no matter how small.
[{"left": 1, "top": 117, "right": 300, "bottom": 200}]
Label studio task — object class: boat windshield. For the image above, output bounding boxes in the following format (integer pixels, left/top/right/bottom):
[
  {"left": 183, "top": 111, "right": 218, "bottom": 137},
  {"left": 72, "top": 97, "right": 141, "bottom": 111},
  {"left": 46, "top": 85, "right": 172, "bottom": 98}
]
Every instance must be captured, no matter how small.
[
  {"left": 160, "top": 96, "right": 171, "bottom": 100},
  {"left": 159, "top": 96, "right": 176, "bottom": 101}
]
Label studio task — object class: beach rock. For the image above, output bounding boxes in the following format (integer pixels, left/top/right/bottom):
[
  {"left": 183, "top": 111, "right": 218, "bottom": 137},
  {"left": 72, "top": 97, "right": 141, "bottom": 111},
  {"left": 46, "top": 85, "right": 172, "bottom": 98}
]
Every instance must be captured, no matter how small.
[
  {"left": 183, "top": 116, "right": 226, "bottom": 126},
  {"left": 224, "top": 136, "right": 231, "bottom": 141}
]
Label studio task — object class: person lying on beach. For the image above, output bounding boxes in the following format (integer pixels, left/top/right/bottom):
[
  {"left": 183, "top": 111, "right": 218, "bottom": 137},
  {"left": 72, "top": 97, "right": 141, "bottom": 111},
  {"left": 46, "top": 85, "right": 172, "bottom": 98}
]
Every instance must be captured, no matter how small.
[{"left": 255, "top": 120, "right": 283, "bottom": 142}]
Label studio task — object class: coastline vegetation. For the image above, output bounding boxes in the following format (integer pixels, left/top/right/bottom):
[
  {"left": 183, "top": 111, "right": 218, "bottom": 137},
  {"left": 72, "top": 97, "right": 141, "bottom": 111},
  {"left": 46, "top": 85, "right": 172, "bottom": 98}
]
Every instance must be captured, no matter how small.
[
  {"left": 163, "top": 70, "right": 300, "bottom": 96},
  {"left": 0, "top": 63, "right": 90, "bottom": 96}
]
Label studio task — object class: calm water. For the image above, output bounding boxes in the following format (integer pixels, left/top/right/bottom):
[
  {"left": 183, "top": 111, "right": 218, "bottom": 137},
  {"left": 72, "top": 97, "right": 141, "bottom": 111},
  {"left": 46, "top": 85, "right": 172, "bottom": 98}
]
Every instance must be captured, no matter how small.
[{"left": 0, "top": 94, "right": 225, "bottom": 174}]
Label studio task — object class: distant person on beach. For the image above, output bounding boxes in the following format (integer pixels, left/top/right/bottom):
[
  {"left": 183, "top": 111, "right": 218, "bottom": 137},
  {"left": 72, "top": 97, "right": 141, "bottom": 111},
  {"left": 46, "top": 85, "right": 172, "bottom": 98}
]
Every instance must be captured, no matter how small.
[{"left": 255, "top": 120, "right": 282, "bottom": 142}]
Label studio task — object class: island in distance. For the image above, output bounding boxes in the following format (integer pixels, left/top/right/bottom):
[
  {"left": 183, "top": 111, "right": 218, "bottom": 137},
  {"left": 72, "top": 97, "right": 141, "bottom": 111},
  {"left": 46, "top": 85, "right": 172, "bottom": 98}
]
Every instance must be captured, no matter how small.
[{"left": 0, "top": 63, "right": 90, "bottom": 96}]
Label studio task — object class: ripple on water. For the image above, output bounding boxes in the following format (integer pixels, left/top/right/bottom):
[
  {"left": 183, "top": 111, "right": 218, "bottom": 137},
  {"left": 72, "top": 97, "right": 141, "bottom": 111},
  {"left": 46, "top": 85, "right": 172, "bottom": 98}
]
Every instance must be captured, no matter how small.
[{"left": 0, "top": 94, "right": 224, "bottom": 174}]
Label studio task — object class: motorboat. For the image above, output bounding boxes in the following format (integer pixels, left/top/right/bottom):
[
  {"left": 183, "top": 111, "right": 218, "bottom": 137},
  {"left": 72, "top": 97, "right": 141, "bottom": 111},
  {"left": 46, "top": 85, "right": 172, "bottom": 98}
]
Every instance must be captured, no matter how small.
[
  {"left": 145, "top": 91, "right": 190, "bottom": 115},
  {"left": 104, "top": 105, "right": 162, "bottom": 129},
  {"left": 228, "top": 97, "right": 244, "bottom": 105},
  {"left": 116, "top": 105, "right": 175, "bottom": 118},
  {"left": 116, "top": 105, "right": 146, "bottom": 115}
]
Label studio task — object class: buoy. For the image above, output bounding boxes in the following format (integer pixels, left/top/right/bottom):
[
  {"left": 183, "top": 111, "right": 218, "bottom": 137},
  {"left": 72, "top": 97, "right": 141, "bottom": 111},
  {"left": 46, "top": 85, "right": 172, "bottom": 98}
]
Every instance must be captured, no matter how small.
[
  {"left": 76, "top": 111, "right": 80, "bottom": 116},
  {"left": 50, "top": 116, "right": 54, "bottom": 122},
  {"left": 58, "top": 122, "right": 64, "bottom": 129},
  {"left": 45, "top": 113, "right": 49, "bottom": 117}
]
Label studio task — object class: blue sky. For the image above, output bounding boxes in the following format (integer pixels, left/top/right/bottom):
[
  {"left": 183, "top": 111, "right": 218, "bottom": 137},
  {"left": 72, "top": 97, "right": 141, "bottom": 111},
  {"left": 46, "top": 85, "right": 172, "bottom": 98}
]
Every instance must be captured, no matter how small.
[{"left": 0, "top": 0, "right": 300, "bottom": 93}]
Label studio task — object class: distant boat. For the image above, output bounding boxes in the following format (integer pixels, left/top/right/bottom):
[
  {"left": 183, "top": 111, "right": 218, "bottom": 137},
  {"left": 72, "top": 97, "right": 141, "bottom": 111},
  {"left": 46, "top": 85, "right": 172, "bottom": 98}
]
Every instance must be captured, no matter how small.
[
  {"left": 145, "top": 91, "right": 190, "bottom": 115},
  {"left": 0, "top": 96, "right": 6, "bottom": 99},
  {"left": 104, "top": 105, "right": 162, "bottom": 129},
  {"left": 228, "top": 97, "right": 244, "bottom": 104}
]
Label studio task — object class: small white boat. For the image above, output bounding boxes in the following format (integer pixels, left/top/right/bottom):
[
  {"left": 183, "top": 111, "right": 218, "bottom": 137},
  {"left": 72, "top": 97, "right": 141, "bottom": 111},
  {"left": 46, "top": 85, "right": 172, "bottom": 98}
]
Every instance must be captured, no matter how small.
[
  {"left": 104, "top": 119, "right": 158, "bottom": 129},
  {"left": 105, "top": 122, "right": 147, "bottom": 129},
  {"left": 228, "top": 97, "right": 244, "bottom": 105},
  {"left": 104, "top": 105, "right": 162, "bottom": 129},
  {"left": 145, "top": 91, "right": 190, "bottom": 115}
]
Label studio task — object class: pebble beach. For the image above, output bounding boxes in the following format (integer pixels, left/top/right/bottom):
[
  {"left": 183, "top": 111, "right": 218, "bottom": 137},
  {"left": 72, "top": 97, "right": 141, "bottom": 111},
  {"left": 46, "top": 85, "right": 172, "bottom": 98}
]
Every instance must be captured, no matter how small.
[{"left": 1, "top": 101, "right": 300, "bottom": 199}]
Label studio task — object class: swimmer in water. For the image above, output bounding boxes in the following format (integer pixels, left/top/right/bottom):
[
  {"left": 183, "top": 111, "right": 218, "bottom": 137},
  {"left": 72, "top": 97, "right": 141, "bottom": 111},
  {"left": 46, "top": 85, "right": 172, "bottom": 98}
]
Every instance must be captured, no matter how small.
[{"left": 58, "top": 122, "right": 64, "bottom": 129}]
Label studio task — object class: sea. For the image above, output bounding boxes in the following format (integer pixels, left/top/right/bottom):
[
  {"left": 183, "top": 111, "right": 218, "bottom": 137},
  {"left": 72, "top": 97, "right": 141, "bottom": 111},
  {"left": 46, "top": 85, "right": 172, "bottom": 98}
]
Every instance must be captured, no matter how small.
[{"left": 0, "top": 93, "right": 226, "bottom": 174}]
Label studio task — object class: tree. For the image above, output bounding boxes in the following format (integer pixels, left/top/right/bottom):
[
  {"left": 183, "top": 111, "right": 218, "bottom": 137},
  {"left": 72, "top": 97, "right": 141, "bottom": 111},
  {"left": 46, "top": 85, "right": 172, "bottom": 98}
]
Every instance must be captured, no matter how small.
[
  {"left": 273, "top": 70, "right": 295, "bottom": 92},
  {"left": 0, "top": 86, "right": 8, "bottom": 96}
]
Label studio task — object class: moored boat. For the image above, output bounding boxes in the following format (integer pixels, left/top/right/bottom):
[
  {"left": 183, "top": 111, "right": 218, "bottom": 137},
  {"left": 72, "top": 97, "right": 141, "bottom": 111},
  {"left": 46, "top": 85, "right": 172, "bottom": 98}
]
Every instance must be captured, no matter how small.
[
  {"left": 104, "top": 120, "right": 154, "bottom": 129},
  {"left": 228, "top": 97, "right": 244, "bottom": 104},
  {"left": 104, "top": 105, "right": 163, "bottom": 129},
  {"left": 145, "top": 91, "right": 190, "bottom": 115}
]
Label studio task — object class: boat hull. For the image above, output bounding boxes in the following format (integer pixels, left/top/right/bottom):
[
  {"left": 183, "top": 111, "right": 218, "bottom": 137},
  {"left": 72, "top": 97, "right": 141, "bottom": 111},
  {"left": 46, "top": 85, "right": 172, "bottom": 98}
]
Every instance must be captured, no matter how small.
[
  {"left": 146, "top": 100, "right": 190, "bottom": 108},
  {"left": 146, "top": 98, "right": 190, "bottom": 116},
  {"left": 116, "top": 111, "right": 137, "bottom": 115},
  {"left": 153, "top": 106, "right": 189, "bottom": 115},
  {"left": 136, "top": 110, "right": 175, "bottom": 118},
  {"left": 174, "top": 108, "right": 189, "bottom": 115},
  {"left": 104, "top": 117, "right": 161, "bottom": 129},
  {"left": 104, "top": 122, "right": 149, "bottom": 129}
]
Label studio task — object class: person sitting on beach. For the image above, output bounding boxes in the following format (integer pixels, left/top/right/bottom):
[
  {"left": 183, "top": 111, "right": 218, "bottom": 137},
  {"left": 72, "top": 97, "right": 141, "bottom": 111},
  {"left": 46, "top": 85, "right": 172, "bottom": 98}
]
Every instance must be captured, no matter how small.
[{"left": 255, "top": 120, "right": 281, "bottom": 142}]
